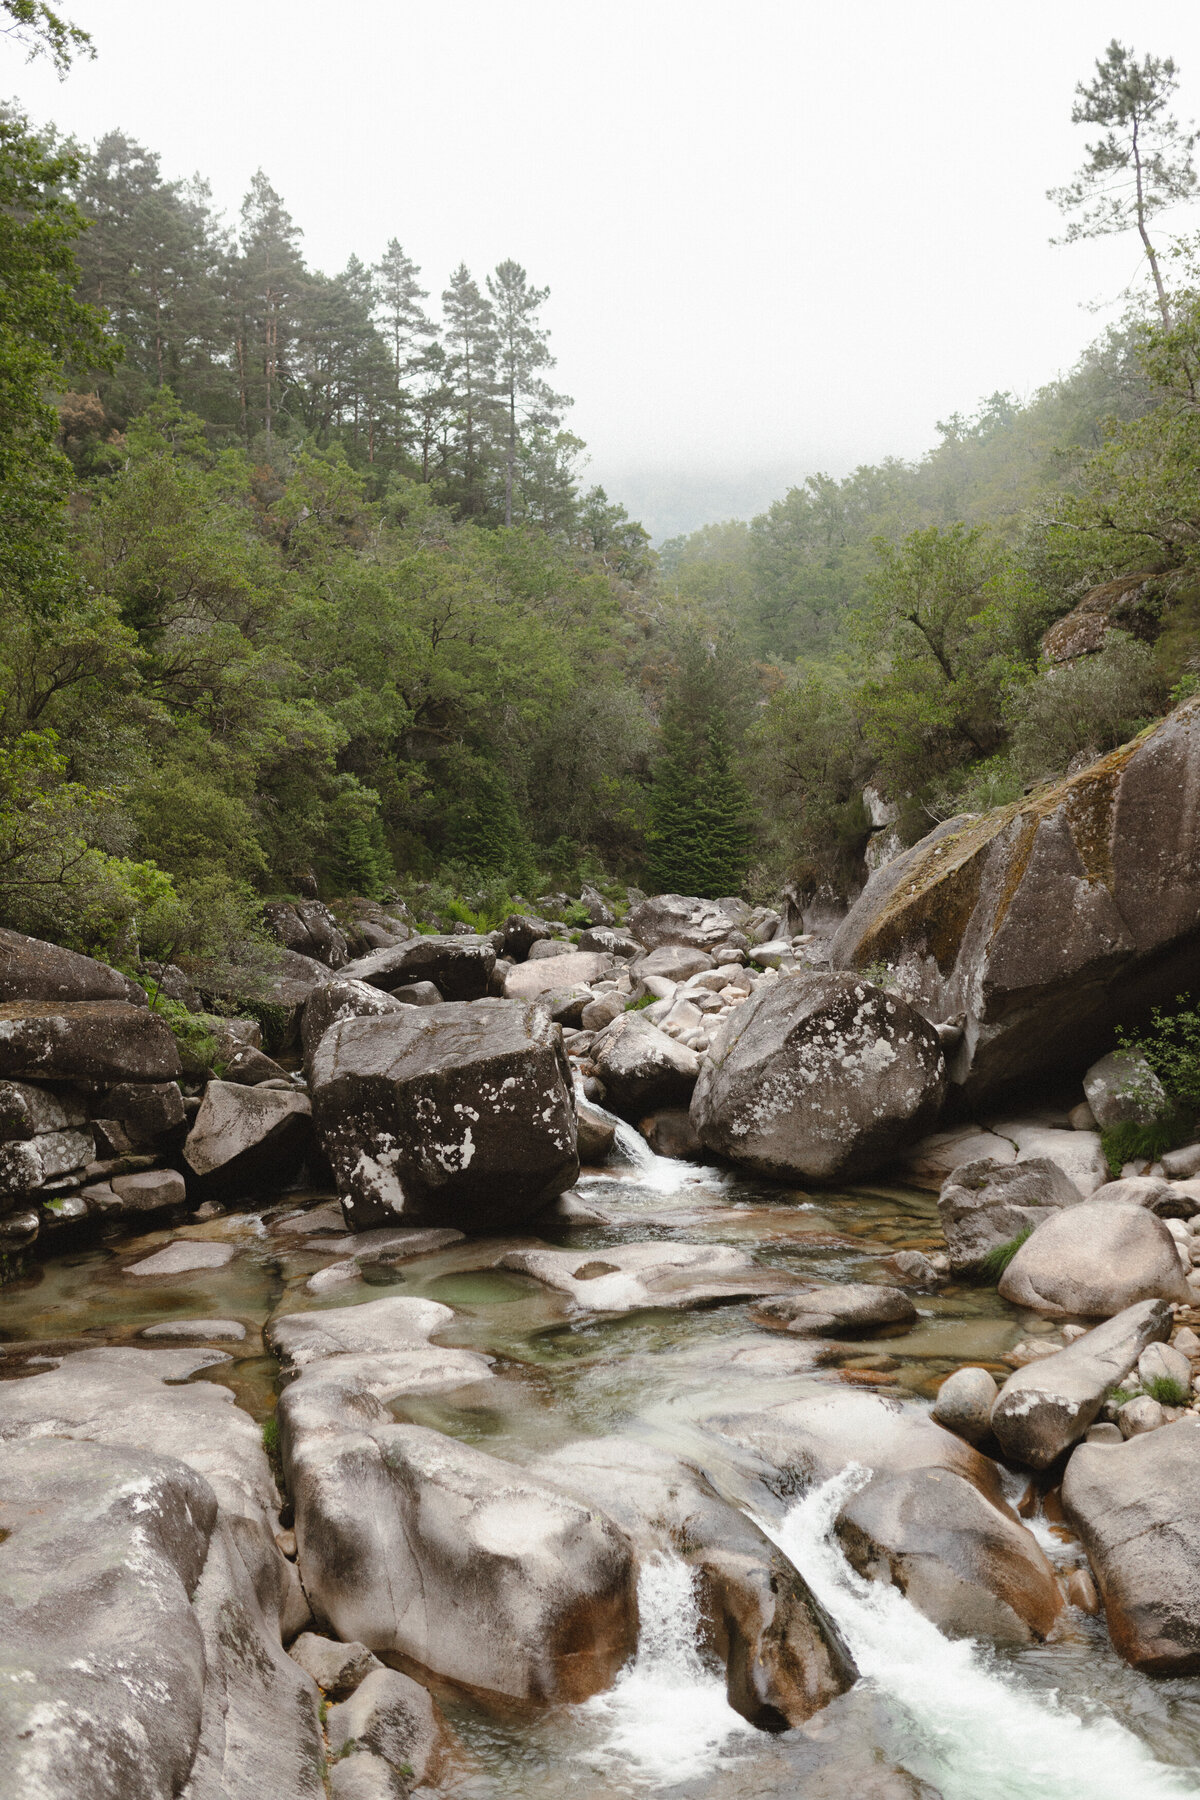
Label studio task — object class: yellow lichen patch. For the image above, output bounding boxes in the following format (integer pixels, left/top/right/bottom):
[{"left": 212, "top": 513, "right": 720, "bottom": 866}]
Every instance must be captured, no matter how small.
[{"left": 849, "top": 706, "right": 1187, "bottom": 969}]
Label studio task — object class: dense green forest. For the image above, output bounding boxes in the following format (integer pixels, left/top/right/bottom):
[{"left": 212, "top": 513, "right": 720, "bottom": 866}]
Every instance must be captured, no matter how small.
[{"left": 6, "top": 15, "right": 1200, "bottom": 982}]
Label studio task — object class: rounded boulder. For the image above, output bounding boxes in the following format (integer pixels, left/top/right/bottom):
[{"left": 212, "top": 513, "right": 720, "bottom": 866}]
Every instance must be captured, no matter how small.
[{"left": 690, "top": 972, "right": 946, "bottom": 1183}]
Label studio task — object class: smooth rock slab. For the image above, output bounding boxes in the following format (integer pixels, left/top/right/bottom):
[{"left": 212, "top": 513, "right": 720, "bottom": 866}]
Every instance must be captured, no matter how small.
[
  {"left": 282, "top": 1412, "right": 637, "bottom": 1704},
  {"left": 126, "top": 1240, "right": 237, "bottom": 1276},
  {"left": 142, "top": 1317, "right": 248, "bottom": 1342},
  {"left": 266, "top": 1295, "right": 488, "bottom": 1380},
  {"left": 499, "top": 1241, "right": 784, "bottom": 1313},
  {"left": 990, "top": 1299, "right": 1173, "bottom": 1469},
  {"left": 0, "top": 925, "right": 147, "bottom": 1005},
  {"left": 1062, "top": 1418, "right": 1200, "bottom": 1672},
  {"left": 690, "top": 973, "right": 945, "bottom": 1183},
  {"left": 998, "top": 1202, "right": 1189, "bottom": 1317},
  {"left": 751, "top": 1282, "right": 918, "bottom": 1336},
  {"left": 0, "top": 1437, "right": 215, "bottom": 1800},
  {"left": 503, "top": 949, "right": 615, "bottom": 999}
]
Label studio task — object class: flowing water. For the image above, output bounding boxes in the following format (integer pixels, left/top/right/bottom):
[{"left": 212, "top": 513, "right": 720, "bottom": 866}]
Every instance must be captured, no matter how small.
[{"left": 4, "top": 1128, "right": 1200, "bottom": 1798}]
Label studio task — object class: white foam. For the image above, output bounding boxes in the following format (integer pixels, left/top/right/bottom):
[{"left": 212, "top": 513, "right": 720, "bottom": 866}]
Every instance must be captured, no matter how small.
[
  {"left": 762, "top": 1468, "right": 1200, "bottom": 1800},
  {"left": 581, "top": 1553, "right": 755, "bottom": 1785}
]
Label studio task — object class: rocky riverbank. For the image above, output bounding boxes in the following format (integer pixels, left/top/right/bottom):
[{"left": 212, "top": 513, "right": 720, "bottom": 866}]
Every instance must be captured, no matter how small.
[{"left": 7, "top": 712, "right": 1200, "bottom": 1797}]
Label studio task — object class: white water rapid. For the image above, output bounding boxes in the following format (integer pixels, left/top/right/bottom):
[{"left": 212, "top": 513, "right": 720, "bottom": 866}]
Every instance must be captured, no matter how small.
[
  {"left": 764, "top": 1468, "right": 1200, "bottom": 1800},
  {"left": 581, "top": 1553, "right": 757, "bottom": 1786}
]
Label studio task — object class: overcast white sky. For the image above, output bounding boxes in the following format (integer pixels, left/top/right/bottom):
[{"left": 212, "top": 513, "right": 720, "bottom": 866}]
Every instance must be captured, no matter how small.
[{"left": 8, "top": 0, "right": 1200, "bottom": 534}]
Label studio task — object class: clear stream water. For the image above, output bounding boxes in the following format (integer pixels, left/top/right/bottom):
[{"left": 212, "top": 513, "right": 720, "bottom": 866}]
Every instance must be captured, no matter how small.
[{"left": 4, "top": 1133, "right": 1200, "bottom": 1799}]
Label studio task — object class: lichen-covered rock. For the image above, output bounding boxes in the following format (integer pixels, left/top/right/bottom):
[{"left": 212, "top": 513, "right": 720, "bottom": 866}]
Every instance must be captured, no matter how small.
[
  {"left": 309, "top": 999, "right": 577, "bottom": 1232},
  {"left": 340, "top": 934, "right": 495, "bottom": 1002},
  {"left": 1083, "top": 1049, "right": 1167, "bottom": 1129},
  {"left": 627, "top": 893, "right": 740, "bottom": 951},
  {"left": 831, "top": 701, "right": 1200, "bottom": 1099},
  {"left": 937, "top": 1156, "right": 1080, "bottom": 1272},
  {"left": 990, "top": 1299, "right": 1173, "bottom": 1468},
  {"left": 0, "top": 1078, "right": 86, "bottom": 1141},
  {"left": 300, "top": 977, "right": 406, "bottom": 1068},
  {"left": 0, "top": 1001, "right": 181, "bottom": 1084},
  {"left": 0, "top": 925, "right": 147, "bottom": 1005},
  {"left": 998, "top": 1201, "right": 1189, "bottom": 1317},
  {"left": 690, "top": 973, "right": 945, "bottom": 1183}
]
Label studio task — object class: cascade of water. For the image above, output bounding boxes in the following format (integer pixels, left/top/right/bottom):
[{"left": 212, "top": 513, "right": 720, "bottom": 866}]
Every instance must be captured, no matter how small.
[
  {"left": 762, "top": 1469, "right": 1200, "bottom": 1800},
  {"left": 581, "top": 1553, "right": 756, "bottom": 1785},
  {"left": 573, "top": 1085, "right": 700, "bottom": 1196}
]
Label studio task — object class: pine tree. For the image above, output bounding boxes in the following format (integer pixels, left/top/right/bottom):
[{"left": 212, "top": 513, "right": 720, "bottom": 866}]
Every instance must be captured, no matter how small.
[
  {"left": 645, "top": 638, "right": 752, "bottom": 897},
  {"left": 486, "top": 259, "right": 569, "bottom": 528},
  {"left": 441, "top": 264, "right": 497, "bottom": 516},
  {"left": 230, "top": 171, "right": 305, "bottom": 447}
]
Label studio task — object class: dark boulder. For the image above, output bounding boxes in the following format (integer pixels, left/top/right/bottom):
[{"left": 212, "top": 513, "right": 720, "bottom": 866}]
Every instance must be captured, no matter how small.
[
  {"left": 183, "top": 1079, "right": 312, "bottom": 1196},
  {"left": 300, "top": 976, "right": 405, "bottom": 1069},
  {"left": 0, "top": 926, "right": 146, "bottom": 1006},
  {"left": 590, "top": 1011, "right": 700, "bottom": 1118},
  {"left": 0, "top": 1002, "right": 181, "bottom": 1084},
  {"left": 501, "top": 913, "right": 553, "bottom": 960},
  {"left": 309, "top": 998, "right": 578, "bottom": 1231}
]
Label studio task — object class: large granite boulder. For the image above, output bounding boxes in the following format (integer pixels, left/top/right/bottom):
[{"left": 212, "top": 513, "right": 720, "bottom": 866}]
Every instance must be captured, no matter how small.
[
  {"left": 998, "top": 1201, "right": 1189, "bottom": 1317},
  {"left": 1062, "top": 1419, "right": 1200, "bottom": 1672},
  {"left": 0, "top": 926, "right": 147, "bottom": 1005},
  {"left": 201, "top": 949, "right": 334, "bottom": 1051},
  {"left": 263, "top": 899, "right": 349, "bottom": 969},
  {"left": 627, "top": 893, "right": 740, "bottom": 951},
  {"left": 531, "top": 1436, "right": 855, "bottom": 1729},
  {"left": 937, "top": 1156, "right": 1081, "bottom": 1272},
  {"left": 340, "top": 935, "right": 495, "bottom": 1002},
  {"left": 690, "top": 973, "right": 945, "bottom": 1183},
  {"left": 309, "top": 999, "right": 577, "bottom": 1231},
  {"left": 590, "top": 1010, "right": 700, "bottom": 1118},
  {"left": 1083, "top": 1049, "right": 1167, "bottom": 1129},
  {"left": 500, "top": 913, "right": 553, "bottom": 959},
  {"left": 183, "top": 1080, "right": 312, "bottom": 1195},
  {"left": 0, "top": 1001, "right": 181, "bottom": 1083},
  {"left": 831, "top": 700, "right": 1200, "bottom": 1100},
  {"left": 0, "top": 1437, "right": 216, "bottom": 1800},
  {"left": 834, "top": 1466, "right": 1062, "bottom": 1644},
  {"left": 300, "top": 976, "right": 405, "bottom": 1067},
  {"left": 274, "top": 1302, "right": 635, "bottom": 1705},
  {"left": 0, "top": 1345, "right": 321, "bottom": 1800},
  {"left": 990, "top": 1299, "right": 1173, "bottom": 1468}
]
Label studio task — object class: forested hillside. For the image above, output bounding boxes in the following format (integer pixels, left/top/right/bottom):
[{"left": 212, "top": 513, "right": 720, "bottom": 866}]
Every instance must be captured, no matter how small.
[{"left": 9, "top": 29, "right": 1200, "bottom": 983}]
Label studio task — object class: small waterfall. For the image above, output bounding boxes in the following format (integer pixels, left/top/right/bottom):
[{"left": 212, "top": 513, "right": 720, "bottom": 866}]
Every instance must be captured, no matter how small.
[
  {"left": 763, "top": 1469, "right": 1200, "bottom": 1800},
  {"left": 582, "top": 1553, "right": 755, "bottom": 1785},
  {"left": 575, "top": 1087, "right": 701, "bottom": 1196}
]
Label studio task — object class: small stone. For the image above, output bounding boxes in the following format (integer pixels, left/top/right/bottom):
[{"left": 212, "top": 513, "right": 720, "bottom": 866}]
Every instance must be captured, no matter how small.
[
  {"left": 1138, "top": 1340, "right": 1192, "bottom": 1392},
  {"left": 1085, "top": 1422, "right": 1124, "bottom": 1444},
  {"left": 1118, "top": 1396, "right": 1166, "bottom": 1437},
  {"left": 1172, "top": 1325, "right": 1200, "bottom": 1358},
  {"left": 288, "top": 1631, "right": 380, "bottom": 1699},
  {"left": 141, "top": 1318, "right": 247, "bottom": 1342},
  {"left": 1068, "top": 1101, "right": 1097, "bottom": 1131},
  {"left": 1061, "top": 1324, "right": 1088, "bottom": 1344},
  {"left": 932, "top": 1366, "right": 998, "bottom": 1445},
  {"left": 1064, "top": 1567, "right": 1100, "bottom": 1612}
]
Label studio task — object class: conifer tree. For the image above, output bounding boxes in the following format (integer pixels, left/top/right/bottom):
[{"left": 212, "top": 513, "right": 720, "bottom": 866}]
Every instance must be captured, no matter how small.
[
  {"left": 645, "top": 639, "right": 752, "bottom": 897},
  {"left": 486, "top": 259, "right": 569, "bottom": 527},
  {"left": 441, "top": 264, "right": 497, "bottom": 516}
]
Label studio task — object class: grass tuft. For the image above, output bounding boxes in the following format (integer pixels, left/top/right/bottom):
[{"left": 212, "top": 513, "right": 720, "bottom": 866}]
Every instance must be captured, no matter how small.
[
  {"left": 1143, "top": 1374, "right": 1191, "bottom": 1407},
  {"left": 977, "top": 1228, "right": 1033, "bottom": 1282}
]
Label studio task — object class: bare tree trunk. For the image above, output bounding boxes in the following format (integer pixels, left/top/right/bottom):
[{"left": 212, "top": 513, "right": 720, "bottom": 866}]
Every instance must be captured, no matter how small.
[
  {"left": 1133, "top": 119, "right": 1172, "bottom": 329},
  {"left": 505, "top": 384, "right": 515, "bottom": 528}
]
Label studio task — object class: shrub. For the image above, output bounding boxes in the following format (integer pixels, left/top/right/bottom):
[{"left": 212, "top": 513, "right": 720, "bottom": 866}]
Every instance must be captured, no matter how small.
[
  {"left": 1100, "top": 1118, "right": 1177, "bottom": 1177},
  {"left": 1006, "top": 631, "right": 1164, "bottom": 781},
  {"left": 1116, "top": 994, "right": 1200, "bottom": 1114}
]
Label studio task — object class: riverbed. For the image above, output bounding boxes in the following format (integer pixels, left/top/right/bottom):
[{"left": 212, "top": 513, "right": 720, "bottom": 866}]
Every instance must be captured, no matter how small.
[{"left": 4, "top": 1128, "right": 1200, "bottom": 1799}]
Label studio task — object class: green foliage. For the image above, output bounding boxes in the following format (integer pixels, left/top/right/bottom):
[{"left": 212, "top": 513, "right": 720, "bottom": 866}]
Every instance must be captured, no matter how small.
[
  {"left": 149, "top": 998, "right": 221, "bottom": 1079},
  {"left": 1144, "top": 1374, "right": 1191, "bottom": 1406},
  {"left": 626, "top": 992, "right": 655, "bottom": 1012},
  {"left": 977, "top": 1228, "right": 1034, "bottom": 1281},
  {"left": 1108, "top": 1387, "right": 1137, "bottom": 1408},
  {"left": 1100, "top": 1117, "right": 1178, "bottom": 1177},
  {"left": 261, "top": 1416, "right": 280, "bottom": 1464},
  {"left": 1006, "top": 633, "right": 1164, "bottom": 779},
  {"left": 1117, "top": 994, "right": 1200, "bottom": 1109},
  {"left": 646, "top": 631, "right": 753, "bottom": 898}
]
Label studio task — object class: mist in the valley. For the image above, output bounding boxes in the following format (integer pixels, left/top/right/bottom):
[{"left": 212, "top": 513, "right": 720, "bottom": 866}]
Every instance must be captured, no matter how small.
[{"left": 13, "top": 0, "right": 1200, "bottom": 537}]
